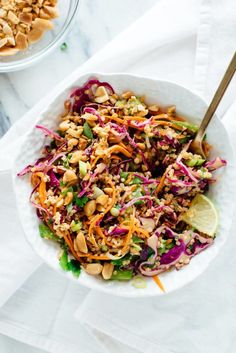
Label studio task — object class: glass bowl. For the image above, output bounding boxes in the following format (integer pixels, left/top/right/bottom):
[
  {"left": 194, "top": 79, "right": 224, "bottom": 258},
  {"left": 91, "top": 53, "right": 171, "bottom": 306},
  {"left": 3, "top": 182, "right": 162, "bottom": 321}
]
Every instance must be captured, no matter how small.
[{"left": 0, "top": 0, "right": 80, "bottom": 73}]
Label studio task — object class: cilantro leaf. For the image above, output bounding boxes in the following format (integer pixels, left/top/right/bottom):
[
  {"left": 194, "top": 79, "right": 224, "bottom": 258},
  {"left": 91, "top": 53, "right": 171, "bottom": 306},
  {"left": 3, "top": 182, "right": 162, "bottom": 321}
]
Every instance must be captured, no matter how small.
[{"left": 74, "top": 195, "right": 89, "bottom": 207}]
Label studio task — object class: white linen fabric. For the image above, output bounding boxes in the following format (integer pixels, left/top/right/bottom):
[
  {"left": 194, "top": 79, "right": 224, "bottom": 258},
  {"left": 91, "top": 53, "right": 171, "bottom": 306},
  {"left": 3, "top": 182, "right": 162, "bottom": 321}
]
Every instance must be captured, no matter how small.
[{"left": 0, "top": 0, "right": 236, "bottom": 352}]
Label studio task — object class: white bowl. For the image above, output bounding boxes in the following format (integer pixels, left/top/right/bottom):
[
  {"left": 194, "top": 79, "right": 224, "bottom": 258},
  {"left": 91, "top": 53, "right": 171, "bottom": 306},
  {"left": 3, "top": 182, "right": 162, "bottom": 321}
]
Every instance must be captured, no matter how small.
[{"left": 12, "top": 72, "right": 236, "bottom": 297}]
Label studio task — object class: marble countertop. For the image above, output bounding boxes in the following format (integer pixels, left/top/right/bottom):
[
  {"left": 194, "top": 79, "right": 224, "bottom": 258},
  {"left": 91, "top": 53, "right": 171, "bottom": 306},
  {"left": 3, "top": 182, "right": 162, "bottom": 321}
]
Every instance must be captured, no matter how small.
[{"left": 0, "top": 0, "right": 156, "bottom": 137}]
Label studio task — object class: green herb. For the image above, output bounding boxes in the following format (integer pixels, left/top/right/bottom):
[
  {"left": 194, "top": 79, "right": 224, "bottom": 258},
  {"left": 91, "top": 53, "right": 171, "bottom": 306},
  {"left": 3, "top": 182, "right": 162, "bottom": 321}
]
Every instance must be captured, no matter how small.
[
  {"left": 83, "top": 122, "right": 93, "bottom": 139},
  {"left": 132, "top": 235, "right": 144, "bottom": 244},
  {"left": 60, "top": 42, "right": 68, "bottom": 51},
  {"left": 120, "top": 172, "right": 129, "bottom": 180},
  {"left": 68, "top": 259, "right": 81, "bottom": 277},
  {"left": 60, "top": 181, "right": 66, "bottom": 187},
  {"left": 74, "top": 195, "right": 89, "bottom": 207},
  {"left": 59, "top": 250, "right": 81, "bottom": 277},
  {"left": 185, "top": 158, "right": 205, "bottom": 167},
  {"left": 130, "top": 176, "right": 142, "bottom": 185},
  {"left": 59, "top": 250, "right": 69, "bottom": 271},
  {"left": 39, "top": 224, "right": 58, "bottom": 241},
  {"left": 132, "top": 187, "right": 144, "bottom": 205},
  {"left": 111, "top": 270, "right": 133, "bottom": 281},
  {"left": 179, "top": 136, "right": 189, "bottom": 144},
  {"left": 172, "top": 121, "right": 198, "bottom": 133},
  {"left": 61, "top": 186, "right": 73, "bottom": 196}
]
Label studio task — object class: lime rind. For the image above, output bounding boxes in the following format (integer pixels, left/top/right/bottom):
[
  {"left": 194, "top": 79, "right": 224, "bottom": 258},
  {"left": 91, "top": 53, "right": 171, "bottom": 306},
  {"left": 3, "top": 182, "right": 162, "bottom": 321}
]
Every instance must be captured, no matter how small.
[{"left": 182, "top": 194, "right": 218, "bottom": 237}]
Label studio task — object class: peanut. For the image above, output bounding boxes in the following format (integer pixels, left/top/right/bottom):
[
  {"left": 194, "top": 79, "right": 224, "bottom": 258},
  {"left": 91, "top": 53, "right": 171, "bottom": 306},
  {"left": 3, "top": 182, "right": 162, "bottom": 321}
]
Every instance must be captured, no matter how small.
[
  {"left": 84, "top": 263, "right": 103, "bottom": 276},
  {"left": 59, "top": 120, "right": 70, "bottom": 131},
  {"left": 96, "top": 204, "right": 105, "bottom": 212},
  {"left": 84, "top": 200, "right": 96, "bottom": 217},
  {"left": 70, "top": 151, "right": 83, "bottom": 164},
  {"left": 75, "top": 232, "right": 88, "bottom": 254},
  {"left": 102, "top": 263, "right": 114, "bottom": 280},
  {"left": 64, "top": 192, "right": 73, "bottom": 205},
  {"left": 104, "top": 187, "right": 113, "bottom": 196},
  {"left": 62, "top": 170, "right": 78, "bottom": 185},
  {"left": 67, "top": 127, "right": 83, "bottom": 139},
  {"left": 94, "top": 86, "right": 109, "bottom": 103},
  {"left": 96, "top": 194, "right": 109, "bottom": 206}
]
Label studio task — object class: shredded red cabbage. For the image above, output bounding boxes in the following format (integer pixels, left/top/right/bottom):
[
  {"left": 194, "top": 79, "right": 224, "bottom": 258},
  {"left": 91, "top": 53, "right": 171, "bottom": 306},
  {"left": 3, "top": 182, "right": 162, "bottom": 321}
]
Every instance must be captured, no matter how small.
[
  {"left": 48, "top": 169, "right": 60, "bottom": 187},
  {"left": 36, "top": 125, "right": 63, "bottom": 141},
  {"left": 160, "top": 240, "right": 185, "bottom": 265},
  {"left": 83, "top": 107, "right": 105, "bottom": 126},
  {"left": 205, "top": 157, "right": 227, "bottom": 171}
]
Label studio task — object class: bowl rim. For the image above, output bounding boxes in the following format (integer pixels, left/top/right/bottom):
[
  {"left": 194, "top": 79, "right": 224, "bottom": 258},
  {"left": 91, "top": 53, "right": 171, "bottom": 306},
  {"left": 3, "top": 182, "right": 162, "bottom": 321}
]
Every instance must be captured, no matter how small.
[
  {"left": 0, "top": 0, "right": 80, "bottom": 73},
  {"left": 12, "top": 71, "right": 236, "bottom": 297}
]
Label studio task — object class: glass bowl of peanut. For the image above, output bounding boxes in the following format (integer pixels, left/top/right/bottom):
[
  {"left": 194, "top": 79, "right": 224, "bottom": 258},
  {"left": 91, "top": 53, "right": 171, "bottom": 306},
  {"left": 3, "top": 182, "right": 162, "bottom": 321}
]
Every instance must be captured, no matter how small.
[{"left": 0, "top": 0, "right": 80, "bottom": 72}]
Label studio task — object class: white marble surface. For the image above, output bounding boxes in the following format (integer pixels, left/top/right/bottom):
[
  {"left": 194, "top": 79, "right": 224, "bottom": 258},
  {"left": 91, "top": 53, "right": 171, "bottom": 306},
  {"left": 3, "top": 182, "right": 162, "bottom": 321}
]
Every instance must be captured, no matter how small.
[{"left": 0, "top": 0, "right": 156, "bottom": 136}]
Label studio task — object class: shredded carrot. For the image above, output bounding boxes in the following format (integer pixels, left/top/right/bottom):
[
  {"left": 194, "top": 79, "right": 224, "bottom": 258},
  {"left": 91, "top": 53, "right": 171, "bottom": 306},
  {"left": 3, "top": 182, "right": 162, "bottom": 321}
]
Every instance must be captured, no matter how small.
[
  {"left": 125, "top": 173, "right": 133, "bottom": 185},
  {"left": 118, "top": 141, "right": 133, "bottom": 154},
  {"left": 88, "top": 214, "right": 101, "bottom": 247},
  {"left": 156, "top": 172, "right": 166, "bottom": 195},
  {"left": 108, "top": 145, "right": 132, "bottom": 158},
  {"left": 122, "top": 214, "right": 135, "bottom": 254},
  {"left": 91, "top": 155, "right": 103, "bottom": 168},
  {"left": 134, "top": 226, "right": 150, "bottom": 238},
  {"left": 124, "top": 115, "right": 147, "bottom": 121},
  {"left": 63, "top": 231, "right": 81, "bottom": 262},
  {"left": 38, "top": 180, "right": 46, "bottom": 204},
  {"left": 153, "top": 275, "right": 165, "bottom": 292},
  {"left": 166, "top": 239, "right": 172, "bottom": 245},
  {"left": 95, "top": 225, "right": 106, "bottom": 241},
  {"left": 33, "top": 172, "right": 47, "bottom": 205},
  {"left": 105, "top": 115, "right": 127, "bottom": 125},
  {"left": 110, "top": 155, "right": 122, "bottom": 161}
]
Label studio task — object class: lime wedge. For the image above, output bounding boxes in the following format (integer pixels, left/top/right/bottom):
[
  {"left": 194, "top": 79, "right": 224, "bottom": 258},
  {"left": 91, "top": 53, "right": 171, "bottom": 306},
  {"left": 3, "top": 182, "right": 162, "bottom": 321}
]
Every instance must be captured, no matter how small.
[{"left": 182, "top": 194, "right": 218, "bottom": 237}]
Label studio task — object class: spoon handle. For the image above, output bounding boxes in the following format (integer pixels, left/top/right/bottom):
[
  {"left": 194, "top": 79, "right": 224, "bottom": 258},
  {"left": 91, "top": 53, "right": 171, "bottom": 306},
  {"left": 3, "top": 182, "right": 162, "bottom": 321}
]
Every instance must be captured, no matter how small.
[{"left": 196, "top": 52, "right": 236, "bottom": 141}]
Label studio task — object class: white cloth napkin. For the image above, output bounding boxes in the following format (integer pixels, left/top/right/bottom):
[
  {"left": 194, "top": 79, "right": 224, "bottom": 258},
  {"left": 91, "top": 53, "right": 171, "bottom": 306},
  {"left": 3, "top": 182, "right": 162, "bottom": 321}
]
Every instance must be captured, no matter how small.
[{"left": 0, "top": 0, "right": 236, "bottom": 352}]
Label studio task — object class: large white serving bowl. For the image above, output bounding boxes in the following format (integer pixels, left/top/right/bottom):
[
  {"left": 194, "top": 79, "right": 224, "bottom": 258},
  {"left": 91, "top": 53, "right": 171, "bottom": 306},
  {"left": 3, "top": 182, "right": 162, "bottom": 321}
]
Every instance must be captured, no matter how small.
[{"left": 12, "top": 72, "right": 236, "bottom": 297}]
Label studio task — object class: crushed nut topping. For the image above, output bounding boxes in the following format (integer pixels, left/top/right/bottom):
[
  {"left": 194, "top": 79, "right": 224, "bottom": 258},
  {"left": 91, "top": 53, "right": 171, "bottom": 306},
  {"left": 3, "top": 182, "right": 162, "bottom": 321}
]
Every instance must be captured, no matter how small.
[{"left": 0, "top": 0, "right": 58, "bottom": 56}]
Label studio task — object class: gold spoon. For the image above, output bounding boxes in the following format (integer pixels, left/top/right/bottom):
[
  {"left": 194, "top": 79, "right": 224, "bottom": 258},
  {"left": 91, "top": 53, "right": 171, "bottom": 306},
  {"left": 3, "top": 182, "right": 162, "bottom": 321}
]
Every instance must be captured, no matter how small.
[{"left": 189, "top": 52, "right": 236, "bottom": 157}]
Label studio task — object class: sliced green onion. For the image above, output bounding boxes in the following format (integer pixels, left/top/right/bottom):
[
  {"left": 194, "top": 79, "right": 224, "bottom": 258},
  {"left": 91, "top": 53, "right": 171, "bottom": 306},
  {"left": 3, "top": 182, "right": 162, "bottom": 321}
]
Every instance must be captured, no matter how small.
[
  {"left": 131, "top": 275, "right": 147, "bottom": 289},
  {"left": 110, "top": 270, "right": 133, "bottom": 280},
  {"left": 132, "top": 235, "right": 144, "bottom": 244},
  {"left": 185, "top": 158, "right": 205, "bottom": 167},
  {"left": 71, "top": 220, "right": 82, "bottom": 232},
  {"left": 83, "top": 122, "right": 93, "bottom": 139},
  {"left": 172, "top": 121, "right": 198, "bottom": 132},
  {"left": 130, "top": 176, "right": 142, "bottom": 185},
  {"left": 110, "top": 207, "right": 120, "bottom": 217},
  {"left": 79, "top": 160, "right": 87, "bottom": 177},
  {"left": 60, "top": 42, "right": 68, "bottom": 51},
  {"left": 120, "top": 172, "right": 129, "bottom": 181}
]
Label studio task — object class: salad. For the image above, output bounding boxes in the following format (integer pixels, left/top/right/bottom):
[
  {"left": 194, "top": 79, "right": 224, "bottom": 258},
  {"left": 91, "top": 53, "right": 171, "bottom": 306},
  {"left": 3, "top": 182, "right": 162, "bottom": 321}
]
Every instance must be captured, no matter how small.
[{"left": 18, "top": 79, "right": 226, "bottom": 289}]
